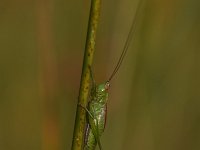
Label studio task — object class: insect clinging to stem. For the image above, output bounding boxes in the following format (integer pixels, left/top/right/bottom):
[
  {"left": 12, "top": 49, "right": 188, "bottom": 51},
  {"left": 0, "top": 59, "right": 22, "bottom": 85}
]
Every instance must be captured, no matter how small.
[{"left": 82, "top": 1, "right": 143, "bottom": 150}]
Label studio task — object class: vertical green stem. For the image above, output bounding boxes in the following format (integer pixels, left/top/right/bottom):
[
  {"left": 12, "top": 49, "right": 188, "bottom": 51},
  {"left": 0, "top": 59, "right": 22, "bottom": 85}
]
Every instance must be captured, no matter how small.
[{"left": 71, "top": 0, "right": 101, "bottom": 149}]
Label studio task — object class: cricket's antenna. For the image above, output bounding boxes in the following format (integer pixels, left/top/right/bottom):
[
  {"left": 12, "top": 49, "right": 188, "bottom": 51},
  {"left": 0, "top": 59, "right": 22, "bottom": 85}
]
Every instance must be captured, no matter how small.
[{"left": 108, "top": 0, "right": 143, "bottom": 82}]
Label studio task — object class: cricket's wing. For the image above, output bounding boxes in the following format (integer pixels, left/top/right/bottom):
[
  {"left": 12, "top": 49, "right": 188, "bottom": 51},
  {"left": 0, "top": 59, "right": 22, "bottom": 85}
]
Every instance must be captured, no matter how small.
[{"left": 88, "top": 106, "right": 102, "bottom": 150}]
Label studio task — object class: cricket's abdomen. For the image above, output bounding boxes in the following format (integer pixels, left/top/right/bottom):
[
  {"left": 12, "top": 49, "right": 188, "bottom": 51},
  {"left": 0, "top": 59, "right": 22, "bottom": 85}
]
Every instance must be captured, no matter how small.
[{"left": 84, "top": 102, "right": 107, "bottom": 150}]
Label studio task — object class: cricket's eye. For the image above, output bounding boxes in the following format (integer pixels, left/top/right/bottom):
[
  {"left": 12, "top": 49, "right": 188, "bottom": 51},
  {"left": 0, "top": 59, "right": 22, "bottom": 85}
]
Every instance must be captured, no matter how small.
[{"left": 105, "top": 81, "right": 110, "bottom": 90}]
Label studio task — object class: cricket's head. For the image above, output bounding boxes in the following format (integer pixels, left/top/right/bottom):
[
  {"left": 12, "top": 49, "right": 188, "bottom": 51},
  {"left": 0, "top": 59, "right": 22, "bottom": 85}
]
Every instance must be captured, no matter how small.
[{"left": 98, "top": 81, "right": 110, "bottom": 92}]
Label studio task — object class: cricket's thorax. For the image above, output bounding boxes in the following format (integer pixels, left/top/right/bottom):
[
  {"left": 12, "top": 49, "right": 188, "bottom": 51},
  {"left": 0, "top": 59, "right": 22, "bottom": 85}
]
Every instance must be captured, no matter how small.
[{"left": 93, "top": 82, "right": 110, "bottom": 103}]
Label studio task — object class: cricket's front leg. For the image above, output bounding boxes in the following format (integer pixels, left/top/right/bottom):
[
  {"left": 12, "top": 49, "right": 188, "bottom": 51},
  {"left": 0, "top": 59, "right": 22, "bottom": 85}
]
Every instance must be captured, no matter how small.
[
  {"left": 88, "top": 66, "right": 96, "bottom": 88},
  {"left": 78, "top": 104, "right": 94, "bottom": 120}
]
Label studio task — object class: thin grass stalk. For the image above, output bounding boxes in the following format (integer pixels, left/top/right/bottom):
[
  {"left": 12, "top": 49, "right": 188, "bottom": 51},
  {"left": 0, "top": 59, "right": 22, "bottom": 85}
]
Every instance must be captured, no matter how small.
[{"left": 71, "top": 0, "right": 102, "bottom": 149}]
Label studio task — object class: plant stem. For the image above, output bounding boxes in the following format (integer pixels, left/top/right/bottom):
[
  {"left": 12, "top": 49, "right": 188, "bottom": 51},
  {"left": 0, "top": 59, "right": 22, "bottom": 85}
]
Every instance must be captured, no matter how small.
[{"left": 71, "top": 0, "right": 101, "bottom": 149}]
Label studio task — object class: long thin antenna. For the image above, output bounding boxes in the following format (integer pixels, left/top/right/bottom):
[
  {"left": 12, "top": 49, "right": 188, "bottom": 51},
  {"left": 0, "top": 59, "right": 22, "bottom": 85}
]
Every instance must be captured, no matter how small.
[{"left": 108, "top": 0, "right": 143, "bottom": 82}]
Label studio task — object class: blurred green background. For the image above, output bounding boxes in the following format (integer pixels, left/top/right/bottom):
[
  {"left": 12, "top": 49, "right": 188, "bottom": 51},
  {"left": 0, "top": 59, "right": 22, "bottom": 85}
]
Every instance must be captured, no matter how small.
[{"left": 0, "top": 0, "right": 200, "bottom": 150}]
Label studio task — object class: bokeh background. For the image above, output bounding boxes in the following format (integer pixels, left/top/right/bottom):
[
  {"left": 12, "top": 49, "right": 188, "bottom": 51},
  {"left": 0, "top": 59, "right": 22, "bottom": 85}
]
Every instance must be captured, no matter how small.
[{"left": 0, "top": 0, "right": 200, "bottom": 150}]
